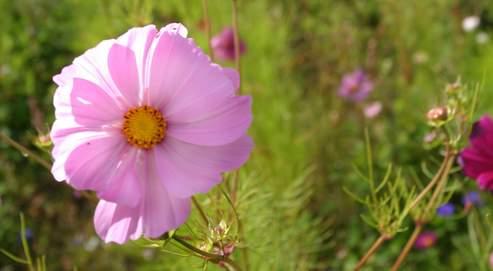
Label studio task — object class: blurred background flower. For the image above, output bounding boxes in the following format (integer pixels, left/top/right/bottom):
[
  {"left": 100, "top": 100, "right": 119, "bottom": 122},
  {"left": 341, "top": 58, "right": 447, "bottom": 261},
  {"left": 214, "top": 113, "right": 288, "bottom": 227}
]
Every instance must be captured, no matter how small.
[
  {"left": 463, "top": 191, "right": 482, "bottom": 208},
  {"left": 462, "top": 16, "right": 480, "bottom": 32},
  {"left": 211, "top": 27, "right": 246, "bottom": 61},
  {"left": 414, "top": 231, "right": 437, "bottom": 250},
  {"left": 363, "top": 101, "right": 382, "bottom": 119},
  {"left": 436, "top": 203, "right": 455, "bottom": 217},
  {"left": 338, "top": 69, "right": 373, "bottom": 102}
]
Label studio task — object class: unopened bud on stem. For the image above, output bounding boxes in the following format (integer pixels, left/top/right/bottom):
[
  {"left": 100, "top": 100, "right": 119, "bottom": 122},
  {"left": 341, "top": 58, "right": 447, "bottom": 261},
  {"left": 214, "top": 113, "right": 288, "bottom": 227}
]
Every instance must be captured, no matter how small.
[{"left": 427, "top": 107, "right": 448, "bottom": 123}]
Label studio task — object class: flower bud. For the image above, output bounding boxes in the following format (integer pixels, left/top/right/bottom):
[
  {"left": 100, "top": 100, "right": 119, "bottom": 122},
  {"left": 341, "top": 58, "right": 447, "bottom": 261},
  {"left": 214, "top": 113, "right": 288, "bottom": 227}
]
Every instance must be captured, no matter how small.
[{"left": 427, "top": 107, "right": 448, "bottom": 123}]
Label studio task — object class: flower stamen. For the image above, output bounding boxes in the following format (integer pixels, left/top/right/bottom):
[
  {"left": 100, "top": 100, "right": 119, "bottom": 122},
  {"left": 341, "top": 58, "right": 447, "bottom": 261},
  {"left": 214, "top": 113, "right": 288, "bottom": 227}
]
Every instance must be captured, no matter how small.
[{"left": 122, "top": 105, "right": 166, "bottom": 149}]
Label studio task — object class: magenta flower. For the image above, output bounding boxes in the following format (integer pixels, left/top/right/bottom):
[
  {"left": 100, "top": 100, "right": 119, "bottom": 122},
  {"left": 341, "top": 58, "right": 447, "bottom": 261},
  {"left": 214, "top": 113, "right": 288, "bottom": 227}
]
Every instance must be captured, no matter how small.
[
  {"left": 211, "top": 27, "right": 246, "bottom": 61},
  {"left": 50, "top": 24, "right": 253, "bottom": 244},
  {"left": 414, "top": 231, "right": 437, "bottom": 250},
  {"left": 338, "top": 69, "right": 374, "bottom": 102},
  {"left": 460, "top": 115, "right": 493, "bottom": 191}
]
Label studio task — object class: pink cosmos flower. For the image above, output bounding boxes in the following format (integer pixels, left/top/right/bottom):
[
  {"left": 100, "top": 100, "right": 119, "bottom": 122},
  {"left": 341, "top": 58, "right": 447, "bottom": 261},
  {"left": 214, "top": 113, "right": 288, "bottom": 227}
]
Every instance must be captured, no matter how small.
[
  {"left": 211, "top": 27, "right": 246, "bottom": 61},
  {"left": 460, "top": 115, "right": 493, "bottom": 191},
  {"left": 50, "top": 23, "right": 253, "bottom": 244},
  {"left": 414, "top": 231, "right": 437, "bottom": 250},
  {"left": 338, "top": 69, "right": 374, "bottom": 102},
  {"left": 363, "top": 101, "right": 382, "bottom": 119}
]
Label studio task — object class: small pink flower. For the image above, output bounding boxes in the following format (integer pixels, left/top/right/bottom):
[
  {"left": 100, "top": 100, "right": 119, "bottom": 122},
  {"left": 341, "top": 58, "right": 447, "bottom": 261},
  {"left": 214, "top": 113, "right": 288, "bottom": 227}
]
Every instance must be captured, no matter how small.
[
  {"left": 50, "top": 24, "right": 253, "bottom": 244},
  {"left": 211, "top": 27, "right": 246, "bottom": 61},
  {"left": 414, "top": 231, "right": 437, "bottom": 250},
  {"left": 338, "top": 69, "right": 374, "bottom": 102},
  {"left": 363, "top": 102, "right": 382, "bottom": 119},
  {"left": 460, "top": 115, "right": 493, "bottom": 191}
]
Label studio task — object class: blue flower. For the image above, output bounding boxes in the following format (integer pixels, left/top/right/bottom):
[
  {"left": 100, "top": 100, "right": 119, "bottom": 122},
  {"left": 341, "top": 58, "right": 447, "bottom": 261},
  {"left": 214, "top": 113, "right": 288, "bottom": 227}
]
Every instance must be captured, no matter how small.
[{"left": 436, "top": 203, "right": 455, "bottom": 217}]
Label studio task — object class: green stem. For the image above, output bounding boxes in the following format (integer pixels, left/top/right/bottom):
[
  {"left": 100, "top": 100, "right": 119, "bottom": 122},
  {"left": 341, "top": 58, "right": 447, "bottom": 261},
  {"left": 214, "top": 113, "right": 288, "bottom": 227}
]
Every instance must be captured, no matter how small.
[
  {"left": 401, "top": 146, "right": 454, "bottom": 220},
  {"left": 20, "top": 214, "right": 34, "bottom": 271},
  {"left": 231, "top": 0, "right": 241, "bottom": 91},
  {"left": 390, "top": 223, "right": 423, "bottom": 271},
  {"left": 354, "top": 234, "right": 387, "bottom": 271},
  {"left": 420, "top": 154, "right": 455, "bottom": 219},
  {"left": 201, "top": 0, "right": 214, "bottom": 61},
  {"left": 0, "top": 132, "right": 51, "bottom": 170},
  {"left": 221, "top": 187, "right": 249, "bottom": 270},
  {"left": 172, "top": 235, "right": 242, "bottom": 271},
  {"left": 191, "top": 196, "right": 209, "bottom": 226}
]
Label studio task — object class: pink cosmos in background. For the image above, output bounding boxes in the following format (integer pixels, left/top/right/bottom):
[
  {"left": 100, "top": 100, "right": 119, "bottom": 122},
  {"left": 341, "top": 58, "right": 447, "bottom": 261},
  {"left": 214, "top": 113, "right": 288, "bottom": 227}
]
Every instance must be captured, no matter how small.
[
  {"left": 50, "top": 23, "right": 253, "bottom": 244},
  {"left": 363, "top": 101, "right": 382, "bottom": 119},
  {"left": 460, "top": 115, "right": 493, "bottom": 191},
  {"left": 211, "top": 27, "right": 246, "bottom": 61},
  {"left": 414, "top": 231, "right": 437, "bottom": 250},
  {"left": 338, "top": 69, "right": 374, "bottom": 102}
]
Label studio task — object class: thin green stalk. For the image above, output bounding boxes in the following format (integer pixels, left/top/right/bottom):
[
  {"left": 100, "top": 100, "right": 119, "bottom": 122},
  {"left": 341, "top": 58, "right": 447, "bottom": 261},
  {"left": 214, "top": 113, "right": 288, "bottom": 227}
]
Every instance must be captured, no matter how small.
[
  {"left": 421, "top": 155, "right": 455, "bottom": 218},
  {"left": 0, "top": 132, "right": 51, "bottom": 170},
  {"left": 201, "top": 0, "right": 214, "bottom": 61},
  {"left": 354, "top": 234, "right": 387, "bottom": 271},
  {"left": 20, "top": 214, "right": 34, "bottom": 271},
  {"left": 401, "top": 146, "right": 454, "bottom": 220},
  {"left": 231, "top": 0, "right": 241, "bottom": 91},
  {"left": 192, "top": 196, "right": 209, "bottom": 226},
  {"left": 221, "top": 187, "right": 249, "bottom": 271},
  {"left": 390, "top": 224, "right": 423, "bottom": 271},
  {"left": 364, "top": 129, "right": 376, "bottom": 202}
]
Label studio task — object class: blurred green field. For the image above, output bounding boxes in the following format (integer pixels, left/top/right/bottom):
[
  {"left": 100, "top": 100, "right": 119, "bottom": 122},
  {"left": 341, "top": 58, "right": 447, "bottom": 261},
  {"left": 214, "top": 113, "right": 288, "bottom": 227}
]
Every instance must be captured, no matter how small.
[{"left": 2, "top": 0, "right": 493, "bottom": 270}]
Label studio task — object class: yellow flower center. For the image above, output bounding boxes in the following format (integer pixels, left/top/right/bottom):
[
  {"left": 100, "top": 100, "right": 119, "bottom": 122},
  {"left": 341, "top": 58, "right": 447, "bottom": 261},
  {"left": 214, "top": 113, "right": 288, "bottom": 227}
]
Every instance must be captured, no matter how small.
[{"left": 122, "top": 105, "right": 166, "bottom": 150}]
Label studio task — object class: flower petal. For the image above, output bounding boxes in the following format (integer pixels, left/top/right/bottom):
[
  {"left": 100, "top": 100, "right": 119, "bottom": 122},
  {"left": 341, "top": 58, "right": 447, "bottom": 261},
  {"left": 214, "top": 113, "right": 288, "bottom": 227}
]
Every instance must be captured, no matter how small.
[
  {"left": 71, "top": 40, "right": 132, "bottom": 107},
  {"left": 461, "top": 147, "right": 493, "bottom": 179},
  {"left": 62, "top": 134, "right": 127, "bottom": 192},
  {"left": 53, "top": 64, "right": 76, "bottom": 87},
  {"left": 222, "top": 68, "right": 240, "bottom": 90},
  {"left": 96, "top": 149, "right": 142, "bottom": 207},
  {"left": 69, "top": 78, "right": 123, "bottom": 126},
  {"left": 154, "top": 135, "right": 253, "bottom": 198},
  {"left": 116, "top": 25, "right": 158, "bottom": 92},
  {"left": 51, "top": 131, "right": 113, "bottom": 182},
  {"left": 94, "top": 154, "right": 191, "bottom": 243},
  {"left": 145, "top": 24, "right": 201, "bottom": 108},
  {"left": 478, "top": 171, "right": 493, "bottom": 190},
  {"left": 470, "top": 116, "right": 493, "bottom": 150},
  {"left": 167, "top": 96, "right": 252, "bottom": 146},
  {"left": 94, "top": 200, "right": 142, "bottom": 244},
  {"left": 141, "top": 154, "right": 191, "bottom": 237},
  {"left": 108, "top": 44, "right": 140, "bottom": 106}
]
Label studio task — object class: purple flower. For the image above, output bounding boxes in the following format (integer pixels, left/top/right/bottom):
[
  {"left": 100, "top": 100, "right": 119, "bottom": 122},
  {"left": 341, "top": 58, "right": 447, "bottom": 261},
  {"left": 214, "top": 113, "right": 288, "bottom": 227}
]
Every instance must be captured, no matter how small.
[
  {"left": 436, "top": 203, "right": 455, "bottom": 217},
  {"left": 460, "top": 115, "right": 493, "bottom": 191},
  {"left": 211, "top": 27, "right": 246, "bottom": 61},
  {"left": 338, "top": 69, "right": 374, "bottom": 102},
  {"left": 414, "top": 231, "right": 437, "bottom": 250},
  {"left": 462, "top": 191, "right": 482, "bottom": 207}
]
